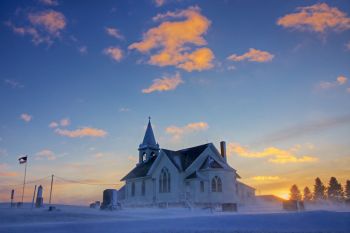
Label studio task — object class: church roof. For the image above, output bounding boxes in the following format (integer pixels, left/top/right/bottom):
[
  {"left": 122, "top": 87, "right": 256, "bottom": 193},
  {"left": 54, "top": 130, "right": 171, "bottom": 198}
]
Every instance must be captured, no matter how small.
[
  {"left": 120, "top": 156, "right": 157, "bottom": 181},
  {"left": 163, "top": 143, "right": 210, "bottom": 171},
  {"left": 121, "top": 143, "right": 210, "bottom": 181},
  {"left": 139, "top": 118, "right": 158, "bottom": 150}
]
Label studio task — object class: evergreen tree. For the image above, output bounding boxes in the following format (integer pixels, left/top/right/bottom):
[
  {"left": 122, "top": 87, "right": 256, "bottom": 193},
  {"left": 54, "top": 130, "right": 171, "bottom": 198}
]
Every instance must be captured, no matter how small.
[
  {"left": 303, "top": 186, "right": 312, "bottom": 201},
  {"left": 327, "top": 177, "right": 344, "bottom": 201},
  {"left": 289, "top": 184, "right": 302, "bottom": 201},
  {"left": 313, "top": 177, "right": 326, "bottom": 201},
  {"left": 345, "top": 180, "right": 350, "bottom": 200}
]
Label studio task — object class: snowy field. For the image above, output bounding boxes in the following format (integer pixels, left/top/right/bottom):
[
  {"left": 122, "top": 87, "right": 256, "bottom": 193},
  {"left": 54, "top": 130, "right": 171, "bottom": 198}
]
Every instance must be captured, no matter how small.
[{"left": 0, "top": 203, "right": 349, "bottom": 233}]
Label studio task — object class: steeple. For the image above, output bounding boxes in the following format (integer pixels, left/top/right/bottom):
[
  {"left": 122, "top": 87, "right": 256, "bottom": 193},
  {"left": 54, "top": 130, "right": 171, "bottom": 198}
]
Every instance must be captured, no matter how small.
[
  {"left": 138, "top": 117, "right": 159, "bottom": 164},
  {"left": 140, "top": 117, "right": 157, "bottom": 149}
]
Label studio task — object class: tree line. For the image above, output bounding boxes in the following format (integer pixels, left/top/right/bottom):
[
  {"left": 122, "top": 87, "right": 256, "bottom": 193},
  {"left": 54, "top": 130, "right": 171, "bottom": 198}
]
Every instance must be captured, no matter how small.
[{"left": 289, "top": 177, "right": 350, "bottom": 202}]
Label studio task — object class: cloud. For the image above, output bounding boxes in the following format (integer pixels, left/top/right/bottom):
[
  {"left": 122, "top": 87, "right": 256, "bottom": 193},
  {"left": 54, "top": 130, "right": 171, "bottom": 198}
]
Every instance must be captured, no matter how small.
[
  {"left": 119, "top": 107, "right": 130, "bottom": 112},
  {"left": 36, "top": 149, "right": 56, "bottom": 160},
  {"left": 337, "top": 76, "right": 347, "bottom": 85},
  {"left": 38, "top": 0, "right": 59, "bottom": 6},
  {"left": 104, "top": 47, "right": 123, "bottom": 62},
  {"left": 4, "top": 79, "right": 23, "bottom": 88},
  {"left": 251, "top": 176, "right": 280, "bottom": 181},
  {"left": 6, "top": 9, "right": 66, "bottom": 45},
  {"left": 49, "top": 121, "right": 58, "bottom": 128},
  {"left": 256, "top": 115, "right": 350, "bottom": 144},
  {"left": 49, "top": 118, "right": 70, "bottom": 128},
  {"left": 54, "top": 127, "right": 107, "bottom": 138},
  {"left": 142, "top": 72, "right": 183, "bottom": 94},
  {"left": 318, "top": 75, "right": 347, "bottom": 89},
  {"left": 20, "top": 113, "right": 32, "bottom": 122},
  {"left": 28, "top": 10, "right": 66, "bottom": 36},
  {"left": 78, "top": 46, "right": 87, "bottom": 55},
  {"left": 277, "top": 3, "right": 350, "bottom": 33},
  {"left": 228, "top": 142, "right": 318, "bottom": 164},
  {"left": 105, "top": 27, "right": 124, "bottom": 40},
  {"left": 165, "top": 121, "right": 208, "bottom": 139},
  {"left": 129, "top": 6, "right": 214, "bottom": 72},
  {"left": 227, "top": 48, "right": 274, "bottom": 63},
  {"left": 154, "top": 0, "right": 165, "bottom": 7},
  {"left": 60, "top": 118, "right": 70, "bottom": 127}
]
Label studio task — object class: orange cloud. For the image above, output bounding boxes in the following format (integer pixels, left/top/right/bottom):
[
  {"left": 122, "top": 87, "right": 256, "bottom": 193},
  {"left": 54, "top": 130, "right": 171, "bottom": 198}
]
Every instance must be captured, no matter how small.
[
  {"left": 142, "top": 72, "right": 183, "bottom": 94},
  {"left": 105, "top": 27, "right": 124, "bottom": 40},
  {"left": 6, "top": 9, "right": 66, "bottom": 45},
  {"left": 104, "top": 47, "right": 123, "bottom": 62},
  {"left": 251, "top": 176, "right": 280, "bottom": 181},
  {"left": 129, "top": 6, "right": 214, "bottom": 72},
  {"left": 228, "top": 142, "right": 318, "bottom": 164},
  {"left": 60, "top": 118, "right": 70, "bottom": 127},
  {"left": 20, "top": 113, "right": 32, "bottom": 122},
  {"left": 337, "top": 76, "right": 347, "bottom": 85},
  {"left": 28, "top": 10, "right": 66, "bottom": 37},
  {"left": 318, "top": 75, "right": 347, "bottom": 89},
  {"left": 227, "top": 48, "right": 274, "bottom": 63},
  {"left": 55, "top": 127, "right": 107, "bottom": 138},
  {"left": 277, "top": 3, "right": 350, "bottom": 33},
  {"left": 166, "top": 121, "right": 208, "bottom": 139}
]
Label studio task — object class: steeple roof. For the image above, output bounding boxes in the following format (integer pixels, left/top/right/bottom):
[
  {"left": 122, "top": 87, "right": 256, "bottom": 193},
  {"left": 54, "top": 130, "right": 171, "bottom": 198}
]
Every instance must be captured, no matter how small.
[{"left": 139, "top": 117, "right": 158, "bottom": 150}]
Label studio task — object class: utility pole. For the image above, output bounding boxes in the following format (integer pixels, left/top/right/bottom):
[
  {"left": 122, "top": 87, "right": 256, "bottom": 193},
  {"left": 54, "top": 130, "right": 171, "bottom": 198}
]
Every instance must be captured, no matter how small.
[
  {"left": 49, "top": 174, "right": 54, "bottom": 205},
  {"left": 21, "top": 160, "right": 28, "bottom": 205},
  {"left": 31, "top": 185, "right": 37, "bottom": 209}
]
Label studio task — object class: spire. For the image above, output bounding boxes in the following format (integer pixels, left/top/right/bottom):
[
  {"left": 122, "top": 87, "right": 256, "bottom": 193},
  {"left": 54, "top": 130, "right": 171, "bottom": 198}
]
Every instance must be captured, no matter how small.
[{"left": 140, "top": 117, "right": 158, "bottom": 149}]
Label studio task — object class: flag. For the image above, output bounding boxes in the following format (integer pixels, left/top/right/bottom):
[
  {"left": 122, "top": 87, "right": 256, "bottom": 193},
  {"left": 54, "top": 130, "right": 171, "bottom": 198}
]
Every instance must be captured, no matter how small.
[{"left": 18, "top": 156, "right": 27, "bottom": 164}]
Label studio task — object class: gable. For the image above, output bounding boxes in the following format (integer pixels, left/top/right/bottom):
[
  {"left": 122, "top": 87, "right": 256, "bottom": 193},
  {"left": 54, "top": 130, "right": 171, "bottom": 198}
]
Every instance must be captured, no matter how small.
[
  {"left": 162, "top": 143, "right": 210, "bottom": 172},
  {"left": 199, "top": 157, "right": 224, "bottom": 169}
]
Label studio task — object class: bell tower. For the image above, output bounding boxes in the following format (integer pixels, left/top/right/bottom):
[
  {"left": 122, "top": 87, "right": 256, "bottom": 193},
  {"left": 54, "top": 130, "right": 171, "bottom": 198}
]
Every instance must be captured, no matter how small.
[{"left": 138, "top": 117, "right": 159, "bottom": 164}]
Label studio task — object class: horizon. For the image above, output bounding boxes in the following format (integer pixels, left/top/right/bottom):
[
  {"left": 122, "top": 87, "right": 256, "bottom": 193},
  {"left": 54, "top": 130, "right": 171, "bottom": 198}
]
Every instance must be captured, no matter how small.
[{"left": 0, "top": 0, "right": 350, "bottom": 205}]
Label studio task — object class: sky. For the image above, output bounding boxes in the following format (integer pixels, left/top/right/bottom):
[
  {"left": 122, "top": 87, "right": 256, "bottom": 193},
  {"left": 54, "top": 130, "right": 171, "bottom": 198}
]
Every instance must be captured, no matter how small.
[{"left": 0, "top": 0, "right": 349, "bottom": 204}]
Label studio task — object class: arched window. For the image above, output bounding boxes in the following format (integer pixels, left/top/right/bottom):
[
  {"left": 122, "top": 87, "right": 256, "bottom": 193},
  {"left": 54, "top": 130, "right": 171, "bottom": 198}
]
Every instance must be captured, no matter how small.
[
  {"left": 142, "top": 180, "right": 146, "bottom": 196},
  {"left": 131, "top": 182, "right": 135, "bottom": 196},
  {"left": 211, "top": 176, "right": 222, "bottom": 192},
  {"left": 159, "top": 167, "right": 170, "bottom": 193},
  {"left": 142, "top": 153, "right": 147, "bottom": 162}
]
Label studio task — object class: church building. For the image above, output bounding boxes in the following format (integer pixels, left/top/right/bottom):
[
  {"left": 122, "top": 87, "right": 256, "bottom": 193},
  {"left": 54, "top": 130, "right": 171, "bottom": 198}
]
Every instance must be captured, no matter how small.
[{"left": 119, "top": 118, "right": 255, "bottom": 207}]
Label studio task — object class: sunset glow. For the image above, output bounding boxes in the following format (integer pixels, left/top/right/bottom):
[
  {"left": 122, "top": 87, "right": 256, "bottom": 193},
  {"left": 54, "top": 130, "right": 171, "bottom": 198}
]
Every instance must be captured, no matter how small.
[{"left": 0, "top": 0, "right": 349, "bottom": 205}]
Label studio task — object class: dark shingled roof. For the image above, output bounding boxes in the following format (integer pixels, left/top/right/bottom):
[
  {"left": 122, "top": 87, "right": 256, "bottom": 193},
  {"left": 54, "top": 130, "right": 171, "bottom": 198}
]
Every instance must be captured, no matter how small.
[
  {"left": 166, "top": 143, "right": 210, "bottom": 171},
  {"left": 121, "top": 143, "right": 210, "bottom": 181},
  {"left": 120, "top": 156, "right": 157, "bottom": 181}
]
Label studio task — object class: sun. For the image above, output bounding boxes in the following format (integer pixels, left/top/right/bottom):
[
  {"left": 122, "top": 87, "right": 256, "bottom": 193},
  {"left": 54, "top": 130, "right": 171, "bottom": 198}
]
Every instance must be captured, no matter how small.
[{"left": 277, "top": 193, "right": 289, "bottom": 200}]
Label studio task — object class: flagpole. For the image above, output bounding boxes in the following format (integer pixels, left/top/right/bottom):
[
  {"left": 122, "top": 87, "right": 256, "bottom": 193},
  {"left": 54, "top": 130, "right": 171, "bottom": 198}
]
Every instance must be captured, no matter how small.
[{"left": 21, "top": 159, "right": 27, "bottom": 205}]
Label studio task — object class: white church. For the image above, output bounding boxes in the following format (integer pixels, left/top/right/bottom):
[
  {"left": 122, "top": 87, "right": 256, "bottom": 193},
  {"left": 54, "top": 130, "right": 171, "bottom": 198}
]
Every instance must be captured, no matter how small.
[{"left": 118, "top": 119, "right": 255, "bottom": 207}]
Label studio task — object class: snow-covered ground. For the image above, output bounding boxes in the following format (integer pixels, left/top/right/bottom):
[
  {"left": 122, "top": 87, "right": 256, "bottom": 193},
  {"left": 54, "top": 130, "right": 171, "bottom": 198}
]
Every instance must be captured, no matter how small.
[{"left": 0, "top": 203, "right": 349, "bottom": 233}]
